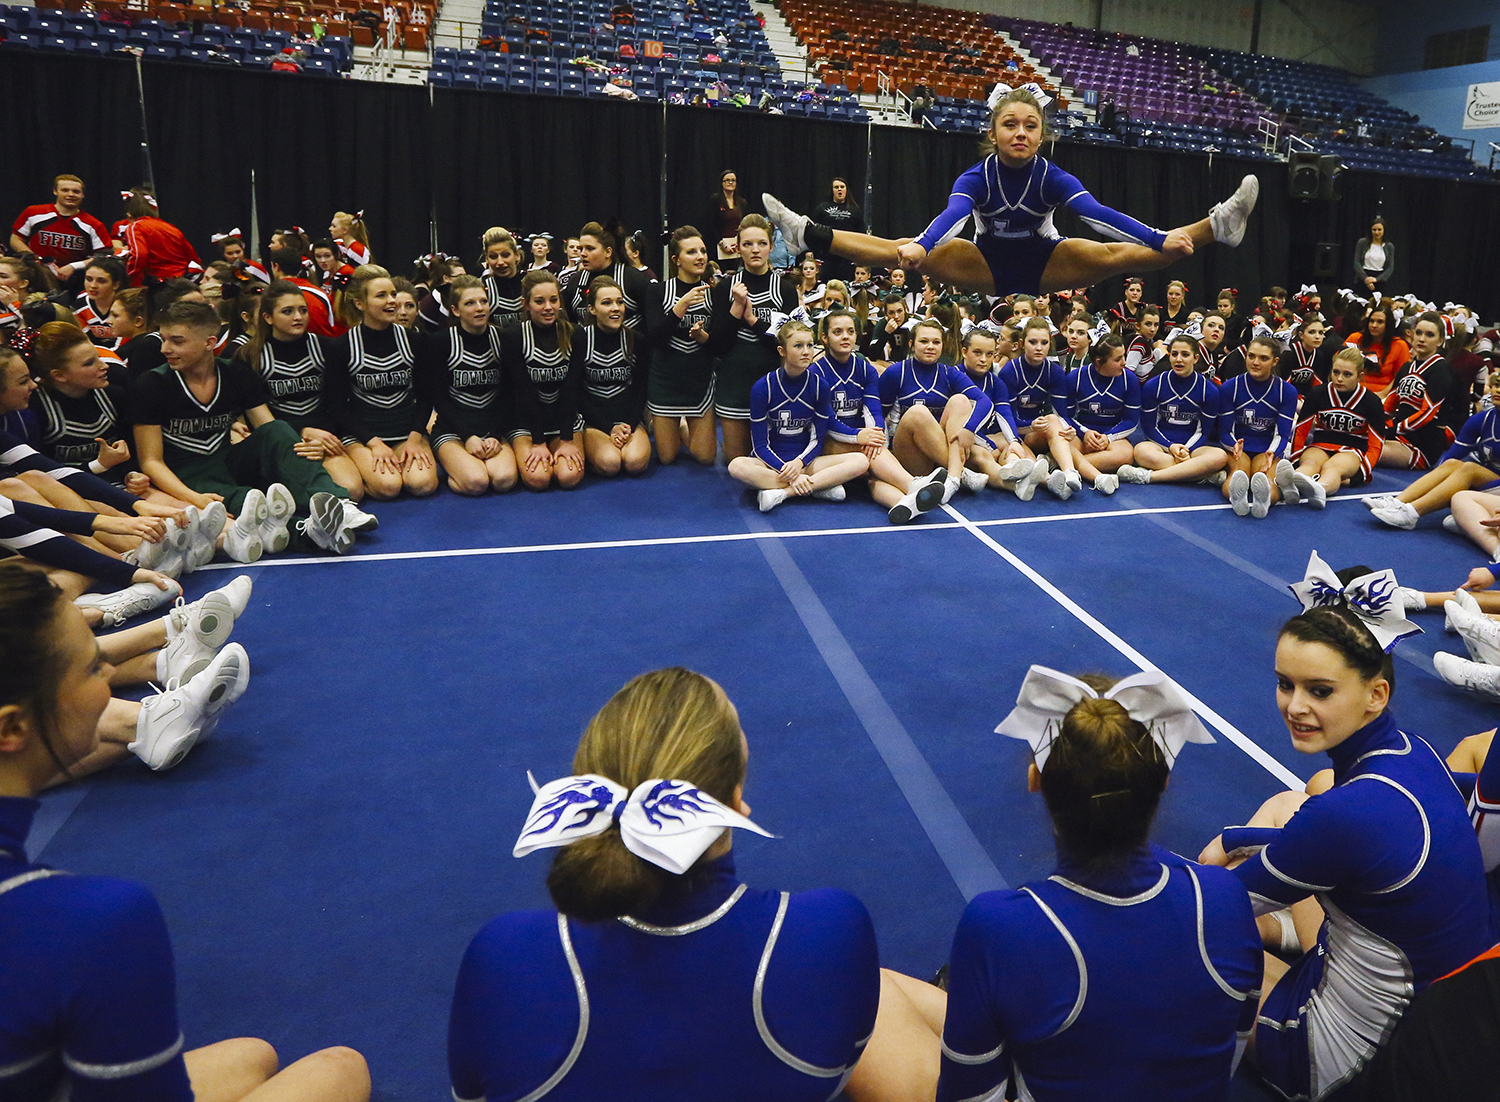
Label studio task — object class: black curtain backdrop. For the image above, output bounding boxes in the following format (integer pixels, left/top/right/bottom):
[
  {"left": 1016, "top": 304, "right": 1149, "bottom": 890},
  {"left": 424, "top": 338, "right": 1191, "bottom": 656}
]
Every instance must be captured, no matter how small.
[{"left": 5, "top": 50, "right": 1498, "bottom": 316}]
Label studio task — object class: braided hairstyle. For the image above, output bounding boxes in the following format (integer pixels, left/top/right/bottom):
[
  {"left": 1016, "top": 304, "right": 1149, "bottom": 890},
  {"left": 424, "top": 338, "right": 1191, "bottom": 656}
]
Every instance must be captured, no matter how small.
[{"left": 1280, "top": 564, "right": 1395, "bottom": 695}]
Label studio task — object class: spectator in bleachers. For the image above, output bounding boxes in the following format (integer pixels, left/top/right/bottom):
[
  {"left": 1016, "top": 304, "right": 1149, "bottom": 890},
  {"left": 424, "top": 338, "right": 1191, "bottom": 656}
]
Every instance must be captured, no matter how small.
[
  {"left": 708, "top": 170, "right": 749, "bottom": 273},
  {"left": 9, "top": 175, "right": 110, "bottom": 293},
  {"left": 1354, "top": 217, "right": 1394, "bottom": 294},
  {"left": 812, "top": 178, "right": 863, "bottom": 284},
  {"left": 118, "top": 188, "right": 201, "bottom": 289}
]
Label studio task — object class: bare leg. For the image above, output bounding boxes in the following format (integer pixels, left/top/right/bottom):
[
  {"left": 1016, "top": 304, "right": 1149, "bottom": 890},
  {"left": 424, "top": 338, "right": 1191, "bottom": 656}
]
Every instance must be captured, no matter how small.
[
  {"left": 186, "top": 1038, "right": 369, "bottom": 1102},
  {"left": 547, "top": 438, "right": 584, "bottom": 490},
  {"left": 1134, "top": 441, "right": 1227, "bottom": 483},
  {"left": 1038, "top": 218, "right": 1212, "bottom": 293},
  {"left": 400, "top": 437, "right": 439, "bottom": 497},
  {"left": 1317, "top": 452, "right": 1364, "bottom": 497},
  {"left": 323, "top": 455, "right": 365, "bottom": 500},
  {"left": 98, "top": 619, "right": 169, "bottom": 666},
  {"left": 1024, "top": 420, "right": 1076, "bottom": 473},
  {"left": 621, "top": 426, "right": 652, "bottom": 475},
  {"left": 583, "top": 427, "right": 625, "bottom": 477},
  {"left": 890, "top": 405, "right": 949, "bottom": 476},
  {"left": 685, "top": 413, "right": 718, "bottom": 465},
  {"left": 484, "top": 445, "right": 519, "bottom": 492},
  {"left": 727, "top": 456, "right": 785, "bottom": 490},
  {"left": 1376, "top": 438, "right": 1420, "bottom": 470},
  {"left": 1404, "top": 460, "right": 1496, "bottom": 515},
  {"left": 1451, "top": 490, "right": 1500, "bottom": 558},
  {"left": 346, "top": 444, "right": 404, "bottom": 501},
  {"left": 653, "top": 415, "right": 684, "bottom": 465},
  {"left": 721, "top": 419, "right": 752, "bottom": 462},
  {"left": 438, "top": 441, "right": 496, "bottom": 496},
  {"left": 800, "top": 452, "right": 869, "bottom": 492},
  {"left": 845, "top": 969, "right": 943, "bottom": 1102}
]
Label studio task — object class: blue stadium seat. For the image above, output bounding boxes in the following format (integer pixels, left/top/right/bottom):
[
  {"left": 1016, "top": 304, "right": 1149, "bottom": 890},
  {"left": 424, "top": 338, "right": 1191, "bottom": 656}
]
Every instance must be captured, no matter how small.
[
  {"left": 482, "top": 73, "right": 506, "bottom": 89},
  {"left": 561, "top": 79, "right": 584, "bottom": 95},
  {"left": 145, "top": 44, "right": 177, "bottom": 58},
  {"left": 429, "top": 69, "right": 453, "bottom": 86},
  {"left": 453, "top": 70, "right": 480, "bottom": 86}
]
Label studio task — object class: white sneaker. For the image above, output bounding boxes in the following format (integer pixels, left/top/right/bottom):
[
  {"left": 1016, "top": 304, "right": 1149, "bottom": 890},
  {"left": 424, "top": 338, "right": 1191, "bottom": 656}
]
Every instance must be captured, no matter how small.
[
  {"left": 1394, "top": 585, "right": 1426, "bottom": 614},
  {"left": 223, "top": 501, "right": 264, "bottom": 564},
  {"left": 810, "top": 484, "right": 846, "bottom": 501},
  {"left": 888, "top": 492, "right": 920, "bottom": 524},
  {"left": 997, "top": 455, "right": 1033, "bottom": 482},
  {"left": 1064, "top": 470, "right": 1082, "bottom": 494},
  {"left": 1046, "top": 469, "right": 1072, "bottom": 500},
  {"left": 757, "top": 488, "right": 787, "bottom": 513},
  {"left": 1447, "top": 586, "right": 1482, "bottom": 632},
  {"left": 74, "top": 578, "right": 182, "bottom": 628},
  {"left": 1204, "top": 470, "right": 1228, "bottom": 488},
  {"left": 1433, "top": 651, "right": 1500, "bottom": 700},
  {"left": 164, "top": 575, "right": 252, "bottom": 642},
  {"left": 182, "top": 501, "right": 227, "bottom": 573},
  {"left": 340, "top": 498, "right": 379, "bottom": 533},
  {"left": 1228, "top": 470, "right": 1250, "bottom": 516},
  {"left": 258, "top": 483, "right": 295, "bottom": 554},
  {"left": 1116, "top": 464, "right": 1151, "bottom": 485},
  {"left": 1275, "top": 458, "right": 1299, "bottom": 505},
  {"left": 123, "top": 532, "right": 171, "bottom": 573},
  {"left": 761, "top": 192, "right": 809, "bottom": 254},
  {"left": 129, "top": 643, "right": 249, "bottom": 771},
  {"left": 1300, "top": 477, "right": 1327, "bottom": 509},
  {"left": 1015, "top": 457, "right": 1049, "bottom": 502},
  {"left": 1445, "top": 601, "right": 1500, "bottom": 666},
  {"left": 149, "top": 515, "right": 195, "bottom": 579},
  {"left": 1250, "top": 471, "right": 1273, "bottom": 518},
  {"left": 300, "top": 492, "right": 354, "bottom": 554},
  {"left": 941, "top": 474, "right": 960, "bottom": 504},
  {"left": 1093, "top": 472, "right": 1119, "bottom": 495},
  {"left": 1363, "top": 494, "right": 1399, "bottom": 510},
  {"left": 912, "top": 474, "right": 946, "bottom": 513},
  {"left": 959, "top": 467, "right": 988, "bottom": 493},
  {"left": 1210, "top": 174, "right": 1259, "bottom": 247},
  {"left": 1372, "top": 501, "right": 1420, "bottom": 530},
  {"left": 157, "top": 589, "right": 235, "bottom": 683},
  {"left": 1444, "top": 514, "right": 1461, "bottom": 533}
]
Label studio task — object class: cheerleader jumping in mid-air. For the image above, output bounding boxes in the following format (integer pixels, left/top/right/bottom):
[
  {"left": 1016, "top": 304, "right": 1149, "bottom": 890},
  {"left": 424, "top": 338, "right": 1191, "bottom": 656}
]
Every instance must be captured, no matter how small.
[{"left": 763, "top": 84, "right": 1258, "bottom": 300}]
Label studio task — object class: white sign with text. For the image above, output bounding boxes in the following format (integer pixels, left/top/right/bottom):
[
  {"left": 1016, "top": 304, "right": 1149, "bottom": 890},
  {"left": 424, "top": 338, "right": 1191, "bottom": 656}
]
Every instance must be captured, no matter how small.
[{"left": 1464, "top": 81, "right": 1500, "bottom": 129}]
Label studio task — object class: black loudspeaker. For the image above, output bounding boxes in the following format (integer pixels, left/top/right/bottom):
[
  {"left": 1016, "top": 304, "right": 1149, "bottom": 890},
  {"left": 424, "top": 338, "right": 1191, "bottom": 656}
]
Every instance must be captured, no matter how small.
[
  {"left": 1290, "top": 151, "right": 1323, "bottom": 198},
  {"left": 1313, "top": 242, "right": 1339, "bottom": 280},
  {"left": 1318, "top": 155, "right": 1344, "bottom": 200}
]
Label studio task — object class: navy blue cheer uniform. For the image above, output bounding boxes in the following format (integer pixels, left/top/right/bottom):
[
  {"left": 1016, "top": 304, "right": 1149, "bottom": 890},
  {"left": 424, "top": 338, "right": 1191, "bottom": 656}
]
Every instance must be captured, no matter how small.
[
  {"left": 877, "top": 358, "right": 993, "bottom": 437},
  {"left": 997, "top": 355, "right": 1068, "bottom": 433},
  {"left": 1440, "top": 406, "right": 1500, "bottom": 479},
  {"left": 812, "top": 349, "right": 885, "bottom": 444},
  {"left": 1141, "top": 370, "right": 1222, "bottom": 451},
  {"left": 1217, "top": 373, "right": 1297, "bottom": 458},
  {"left": 1056, "top": 364, "right": 1141, "bottom": 440},
  {"left": 961, "top": 365, "right": 1021, "bottom": 447},
  {"left": 750, "top": 367, "right": 833, "bottom": 468}
]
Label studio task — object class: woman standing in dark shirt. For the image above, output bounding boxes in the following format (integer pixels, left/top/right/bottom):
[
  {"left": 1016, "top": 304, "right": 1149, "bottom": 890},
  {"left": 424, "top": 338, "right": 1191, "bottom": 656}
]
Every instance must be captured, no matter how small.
[
  {"left": 812, "top": 177, "right": 864, "bottom": 284},
  {"left": 709, "top": 169, "right": 749, "bottom": 273}
]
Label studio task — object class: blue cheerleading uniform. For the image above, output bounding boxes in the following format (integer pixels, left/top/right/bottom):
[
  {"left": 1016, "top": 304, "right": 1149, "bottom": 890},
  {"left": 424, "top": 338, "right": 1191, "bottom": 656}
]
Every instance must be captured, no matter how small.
[
  {"left": 0, "top": 796, "right": 194, "bottom": 1101},
  {"left": 877, "top": 358, "right": 993, "bottom": 436},
  {"left": 811, "top": 350, "right": 884, "bottom": 444},
  {"left": 996, "top": 355, "right": 1068, "bottom": 432},
  {"left": 1440, "top": 407, "right": 1500, "bottom": 478},
  {"left": 448, "top": 855, "right": 880, "bottom": 1102},
  {"left": 749, "top": 367, "right": 833, "bottom": 468},
  {"left": 961, "top": 367, "right": 1021, "bottom": 447},
  {"left": 1225, "top": 711, "right": 1492, "bottom": 1099},
  {"left": 1142, "top": 370, "right": 1222, "bottom": 450},
  {"left": 1217, "top": 374, "right": 1297, "bottom": 457},
  {"left": 1055, "top": 365, "right": 1141, "bottom": 439},
  {"left": 912, "top": 155, "right": 1168, "bottom": 297},
  {"left": 938, "top": 845, "right": 1262, "bottom": 1102}
]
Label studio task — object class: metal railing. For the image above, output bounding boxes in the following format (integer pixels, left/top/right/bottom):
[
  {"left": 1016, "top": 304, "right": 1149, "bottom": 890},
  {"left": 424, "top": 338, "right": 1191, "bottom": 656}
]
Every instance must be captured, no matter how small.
[
  {"left": 1256, "top": 114, "right": 1280, "bottom": 160},
  {"left": 369, "top": 18, "right": 400, "bottom": 80}
]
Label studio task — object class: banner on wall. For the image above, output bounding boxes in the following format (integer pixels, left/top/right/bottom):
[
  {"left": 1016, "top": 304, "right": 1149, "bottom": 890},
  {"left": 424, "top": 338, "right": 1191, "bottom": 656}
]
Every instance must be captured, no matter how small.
[{"left": 1464, "top": 81, "right": 1500, "bottom": 129}]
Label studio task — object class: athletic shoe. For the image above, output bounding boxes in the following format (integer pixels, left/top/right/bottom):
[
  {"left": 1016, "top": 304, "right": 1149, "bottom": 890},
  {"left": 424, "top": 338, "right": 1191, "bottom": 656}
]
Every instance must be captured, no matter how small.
[
  {"left": 300, "top": 492, "right": 354, "bottom": 555},
  {"left": 1210, "top": 174, "right": 1259, "bottom": 247},
  {"left": 1275, "top": 458, "right": 1299, "bottom": 505},
  {"left": 888, "top": 492, "right": 920, "bottom": 524},
  {"left": 223, "top": 499, "right": 264, "bottom": 564},
  {"left": 941, "top": 475, "right": 960, "bottom": 505},
  {"left": 1433, "top": 651, "right": 1500, "bottom": 700},
  {"left": 1362, "top": 493, "right": 1400, "bottom": 510},
  {"left": 148, "top": 515, "right": 195, "bottom": 579},
  {"left": 912, "top": 475, "right": 946, "bottom": 513},
  {"left": 122, "top": 532, "right": 171, "bottom": 573},
  {"left": 1064, "top": 470, "right": 1082, "bottom": 495},
  {"left": 1046, "top": 469, "right": 1072, "bottom": 500},
  {"left": 129, "top": 643, "right": 249, "bottom": 771},
  {"left": 1116, "top": 464, "right": 1151, "bottom": 485},
  {"left": 959, "top": 467, "right": 988, "bottom": 493},
  {"left": 1298, "top": 476, "right": 1327, "bottom": 509},
  {"left": 761, "top": 192, "right": 809, "bottom": 255},
  {"left": 1250, "top": 472, "right": 1273, "bottom": 518},
  {"left": 340, "top": 498, "right": 379, "bottom": 533},
  {"left": 1395, "top": 585, "right": 1426, "bottom": 614},
  {"left": 757, "top": 488, "right": 787, "bottom": 513},
  {"left": 184, "top": 501, "right": 227, "bottom": 573},
  {"left": 1093, "top": 472, "right": 1119, "bottom": 495},
  {"left": 1228, "top": 470, "right": 1250, "bottom": 516},
  {"left": 1204, "top": 470, "right": 1228, "bottom": 488},
  {"left": 258, "top": 483, "right": 295, "bottom": 553},
  {"left": 164, "top": 575, "right": 252, "bottom": 642},
  {"left": 157, "top": 589, "right": 235, "bottom": 683},
  {"left": 1015, "top": 457, "right": 1049, "bottom": 502},
  {"left": 810, "top": 484, "right": 846, "bottom": 502},
  {"left": 1372, "top": 501, "right": 1420, "bottom": 530},
  {"left": 74, "top": 578, "right": 182, "bottom": 628},
  {"left": 1445, "top": 601, "right": 1500, "bottom": 666},
  {"left": 1444, "top": 514, "right": 1461, "bottom": 533},
  {"left": 996, "top": 455, "right": 1033, "bottom": 482},
  {"left": 1446, "top": 586, "right": 1482, "bottom": 632}
]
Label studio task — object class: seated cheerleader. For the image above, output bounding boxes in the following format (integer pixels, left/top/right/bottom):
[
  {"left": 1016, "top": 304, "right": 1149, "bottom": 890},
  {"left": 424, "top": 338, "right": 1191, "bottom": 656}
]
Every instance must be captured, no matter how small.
[
  {"left": 561, "top": 220, "right": 661, "bottom": 337},
  {"left": 501, "top": 271, "right": 584, "bottom": 491},
  {"left": 867, "top": 666, "right": 1260, "bottom": 1102},
  {"left": 0, "top": 564, "right": 371, "bottom": 1101},
  {"left": 1199, "top": 556, "right": 1492, "bottom": 1100},
  {"left": 74, "top": 255, "right": 127, "bottom": 345},
  {"left": 1367, "top": 337, "right": 1500, "bottom": 530},
  {"left": 417, "top": 275, "right": 516, "bottom": 496},
  {"left": 133, "top": 301, "right": 357, "bottom": 559},
  {"left": 646, "top": 226, "right": 717, "bottom": 467},
  {"left": 1124, "top": 304, "right": 1164, "bottom": 378},
  {"left": 1057, "top": 311, "right": 1091, "bottom": 371},
  {"left": 1054, "top": 332, "right": 1140, "bottom": 495},
  {"left": 323, "top": 265, "right": 438, "bottom": 502},
  {"left": 1196, "top": 312, "right": 1230, "bottom": 380},
  {"left": 1375, "top": 312, "right": 1461, "bottom": 475},
  {"left": 1281, "top": 347, "right": 1388, "bottom": 509},
  {"left": 449, "top": 667, "right": 879, "bottom": 1101},
  {"left": 728, "top": 320, "right": 868, "bottom": 512},
  {"left": 877, "top": 318, "right": 992, "bottom": 504},
  {"left": 1117, "top": 333, "right": 1227, "bottom": 486},
  {"left": 813, "top": 307, "right": 944, "bottom": 523},
  {"left": 576, "top": 277, "right": 651, "bottom": 477},
  {"left": 1217, "top": 335, "right": 1297, "bottom": 518},
  {"left": 1278, "top": 314, "right": 1333, "bottom": 398},
  {"left": 859, "top": 294, "right": 913, "bottom": 367},
  {"left": 997, "top": 317, "right": 1082, "bottom": 499},
  {"left": 956, "top": 325, "right": 1050, "bottom": 499}
]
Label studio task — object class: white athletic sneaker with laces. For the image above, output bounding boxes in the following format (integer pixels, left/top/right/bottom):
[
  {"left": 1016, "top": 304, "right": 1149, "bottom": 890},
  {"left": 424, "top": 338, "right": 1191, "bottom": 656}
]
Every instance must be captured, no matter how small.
[
  {"left": 340, "top": 498, "right": 379, "bottom": 533},
  {"left": 1210, "top": 174, "right": 1259, "bottom": 247},
  {"left": 123, "top": 532, "right": 171, "bottom": 573},
  {"left": 1443, "top": 514, "right": 1461, "bottom": 533},
  {"left": 1363, "top": 494, "right": 1399, "bottom": 510},
  {"left": 1116, "top": 464, "right": 1151, "bottom": 485},
  {"left": 1015, "top": 457, "right": 1049, "bottom": 501},
  {"left": 888, "top": 492, "right": 920, "bottom": 524},
  {"left": 1250, "top": 471, "right": 1273, "bottom": 518},
  {"left": 1275, "top": 458, "right": 1299, "bottom": 505},
  {"left": 258, "top": 483, "right": 295, "bottom": 553},
  {"left": 913, "top": 474, "right": 946, "bottom": 513},
  {"left": 1445, "top": 601, "right": 1500, "bottom": 666},
  {"left": 300, "top": 492, "right": 354, "bottom": 555},
  {"left": 1394, "top": 585, "right": 1426, "bottom": 614},
  {"left": 811, "top": 484, "right": 846, "bottom": 501},
  {"left": 997, "top": 455, "right": 1033, "bottom": 482},
  {"left": 129, "top": 643, "right": 250, "bottom": 771},
  {"left": 1204, "top": 470, "right": 1228, "bottom": 488},
  {"left": 164, "top": 576, "right": 252, "bottom": 641},
  {"left": 1299, "top": 476, "right": 1327, "bottom": 509},
  {"left": 1093, "top": 472, "right": 1119, "bottom": 495},
  {"left": 1446, "top": 586, "right": 1482, "bottom": 632},
  {"left": 223, "top": 499, "right": 264, "bottom": 564},
  {"left": 1046, "top": 469, "right": 1072, "bottom": 500},
  {"left": 75, "top": 578, "right": 182, "bottom": 628},
  {"left": 941, "top": 475, "right": 960, "bottom": 504},
  {"left": 959, "top": 467, "right": 988, "bottom": 493},
  {"left": 1064, "top": 470, "right": 1082, "bottom": 494},
  {"left": 1372, "top": 501, "right": 1420, "bottom": 530},
  {"left": 157, "top": 590, "right": 235, "bottom": 684},
  {"left": 761, "top": 192, "right": 809, "bottom": 255},
  {"left": 1433, "top": 651, "right": 1500, "bottom": 700},
  {"left": 757, "top": 488, "right": 787, "bottom": 513},
  {"left": 1228, "top": 469, "right": 1250, "bottom": 516},
  {"left": 184, "top": 501, "right": 227, "bottom": 573}
]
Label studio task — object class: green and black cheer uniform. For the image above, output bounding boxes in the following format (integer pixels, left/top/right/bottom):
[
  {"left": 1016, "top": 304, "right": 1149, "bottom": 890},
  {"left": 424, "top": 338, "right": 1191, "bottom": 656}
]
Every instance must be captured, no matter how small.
[
  {"left": 708, "top": 268, "right": 798, "bottom": 421},
  {"left": 419, "top": 326, "right": 509, "bottom": 449},
  {"left": 323, "top": 323, "right": 430, "bottom": 447},
  {"left": 645, "top": 276, "right": 716, "bottom": 418},
  {"left": 499, "top": 320, "right": 581, "bottom": 442}
]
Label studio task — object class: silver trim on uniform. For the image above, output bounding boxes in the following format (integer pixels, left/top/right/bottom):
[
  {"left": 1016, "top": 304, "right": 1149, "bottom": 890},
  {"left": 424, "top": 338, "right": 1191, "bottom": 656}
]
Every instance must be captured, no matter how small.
[
  {"left": 1350, "top": 775, "right": 1431, "bottom": 894},
  {"left": 941, "top": 1038, "right": 1004, "bottom": 1065},
  {"left": 0, "top": 1049, "right": 55, "bottom": 1079},
  {"left": 1020, "top": 888, "right": 1088, "bottom": 1036},
  {"left": 1186, "top": 865, "right": 1254, "bottom": 1001},
  {"left": 618, "top": 883, "right": 747, "bottom": 936},
  {"left": 0, "top": 869, "right": 62, "bottom": 896},
  {"left": 1049, "top": 864, "right": 1169, "bottom": 906},
  {"left": 64, "top": 1032, "right": 183, "bottom": 1079},
  {"left": 753, "top": 892, "right": 847, "bottom": 1078},
  {"left": 514, "top": 914, "right": 591, "bottom": 1102}
]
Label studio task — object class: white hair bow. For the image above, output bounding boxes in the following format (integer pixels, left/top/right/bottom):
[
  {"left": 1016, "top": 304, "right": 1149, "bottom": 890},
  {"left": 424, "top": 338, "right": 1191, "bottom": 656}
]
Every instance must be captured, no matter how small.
[
  {"left": 988, "top": 80, "right": 1052, "bottom": 111},
  {"left": 995, "top": 665, "right": 1214, "bottom": 772},
  {"left": 514, "top": 772, "right": 772, "bottom": 875},
  {"left": 211, "top": 228, "right": 243, "bottom": 243},
  {"left": 1274, "top": 326, "right": 1297, "bottom": 343},
  {"left": 1251, "top": 320, "right": 1275, "bottom": 340},
  {"left": 1087, "top": 317, "right": 1111, "bottom": 344},
  {"left": 1298, "top": 284, "right": 1318, "bottom": 296},
  {"left": 1288, "top": 550, "right": 1421, "bottom": 652}
]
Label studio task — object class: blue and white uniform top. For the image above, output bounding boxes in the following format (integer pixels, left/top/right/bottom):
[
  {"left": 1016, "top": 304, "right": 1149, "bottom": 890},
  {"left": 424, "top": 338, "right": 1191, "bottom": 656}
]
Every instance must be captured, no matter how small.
[
  {"left": 1225, "top": 710, "right": 1492, "bottom": 1099},
  {"left": 913, "top": 155, "right": 1169, "bottom": 253},
  {"left": 1055, "top": 365, "right": 1142, "bottom": 439},
  {"left": 938, "top": 845, "right": 1262, "bottom": 1102},
  {"left": 1217, "top": 373, "right": 1297, "bottom": 457},
  {"left": 996, "top": 355, "right": 1069, "bottom": 429},
  {"left": 962, "top": 367, "right": 1021, "bottom": 445},
  {"left": 0, "top": 796, "right": 194, "bottom": 1101},
  {"left": 1440, "top": 407, "right": 1500, "bottom": 476},
  {"left": 811, "top": 351, "right": 885, "bottom": 444},
  {"left": 448, "top": 855, "right": 880, "bottom": 1102},
  {"left": 750, "top": 367, "right": 833, "bottom": 468},
  {"left": 1141, "top": 371, "right": 1222, "bottom": 450},
  {"left": 877, "top": 358, "right": 993, "bottom": 437}
]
